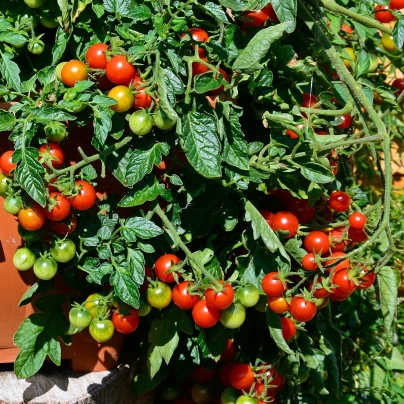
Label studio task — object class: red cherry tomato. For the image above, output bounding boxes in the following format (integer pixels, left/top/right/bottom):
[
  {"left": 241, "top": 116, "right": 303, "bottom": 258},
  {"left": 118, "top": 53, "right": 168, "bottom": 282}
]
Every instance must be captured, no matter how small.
[
  {"left": 302, "top": 253, "right": 318, "bottom": 271},
  {"left": 310, "top": 278, "right": 330, "bottom": 298},
  {"left": 328, "top": 191, "right": 351, "bottom": 212},
  {"left": 263, "top": 3, "right": 280, "bottom": 23},
  {"left": 220, "top": 339, "right": 235, "bottom": 362},
  {"left": 374, "top": 5, "right": 395, "bottom": 23},
  {"left": 106, "top": 55, "right": 136, "bottom": 85},
  {"left": 228, "top": 363, "right": 254, "bottom": 391},
  {"left": 205, "top": 281, "right": 234, "bottom": 310},
  {"left": 341, "top": 23, "right": 353, "bottom": 34},
  {"left": 267, "top": 295, "right": 289, "bottom": 313},
  {"left": 260, "top": 210, "right": 274, "bottom": 226},
  {"left": 39, "top": 143, "right": 64, "bottom": 168},
  {"left": 390, "top": 0, "right": 404, "bottom": 9},
  {"left": 357, "top": 268, "right": 376, "bottom": 289},
  {"left": 280, "top": 317, "right": 296, "bottom": 340},
  {"left": 349, "top": 212, "right": 366, "bottom": 229},
  {"left": 51, "top": 212, "right": 77, "bottom": 236},
  {"left": 289, "top": 296, "right": 317, "bottom": 322},
  {"left": 188, "top": 28, "right": 209, "bottom": 57},
  {"left": 154, "top": 254, "right": 181, "bottom": 283},
  {"left": 131, "top": 78, "right": 153, "bottom": 109},
  {"left": 61, "top": 60, "right": 88, "bottom": 87},
  {"left": 301, "top": 93, "right": 317, "bottom": 108},
  {"left": 192, "top": 300, "right": 220, "bottom": 328},
  {"left": 270, "top": 211, "right": 299, "bottom": 239},
  {"left": 18, "top": 203, "right": 46, "bottom": 231},
  {"left": 242, "top": 10, "right": 269, "bottom": 29},
  {"left": 348, "top": 226, "right": 368, "bottom": 242},
  {"left": 86, "top": 43, "right": 108, "bottom": 69},
  {"left": 256, "top": 365, "right": 284, "bottom": 391},
  {"left": 337, "top": 114, "right": 352, "bottom": 129},
  {"left": 325, "top": 252, "right": 350, "bottom": 273},
  {"left": 112, "top": 308, "right": 139, "bottom": 334},
  {"left": 304, "top": 231, "right": 330, "bottom": 255},
  {"left": 69, "top": 180, "right": 96, "bottom": 211},
  {"left": 262, "top": 272, "right": 286, "bottom": 297},
  {"left": 332, "top": 268, "right": 357, "bottom": 295},
  {"left": 192, "top": 366, "right": 216, "bottom": 382},
  {"left": 288, "top": 199, "right": 315, "bottom": 223},
  {"left": 285, "top": 123, "right": 304, "bottom": 139},
  {"left": 0, "top": 151, "right": 17, "bottom": 175},
  {"left": 329, "top": 290, "right": 352, "bottom": 301},
  {"left": 392, "top": 78, "right": 404, "bottom": 93},
  {"left": 46, "top": 192, "right": 70, "bottom": 221},
  {"left": 192, "top": 58, "right": 210, "bottom": 76},
  {"left": 329, "top": 228, "right": 347, "bottom": 252},
  {"left": 172, "top": 281, "right": 200, "bottom": 310}
]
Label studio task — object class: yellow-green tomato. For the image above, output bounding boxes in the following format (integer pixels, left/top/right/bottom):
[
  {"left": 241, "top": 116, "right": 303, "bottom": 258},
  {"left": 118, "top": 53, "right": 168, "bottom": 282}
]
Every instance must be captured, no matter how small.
[
  {"left": 24, "top": 0, "right": 46, "bottom": 8},
  {"left": 381, "top": 34, "right": 398, "bottom": 53},
  {"left": 220, "top": 303, "right": 246, "bottom": 329},
  {"left": 13, "top": 248, "right": 36, "bottom": 271},
  {"left": 153, "top": 109, "right": 177, "bottom": 130},
  {"left": 55, "top": 62, "right": 67, "bottom": 81},
  {"left": 368, "top": 54, "right": 379, "bottom": 73},
  {"left": 89, "top": 318, "right": 114, "bottom": 342},
  {"left": 129, "top": 110, "right": 154, "bottom": 136}
]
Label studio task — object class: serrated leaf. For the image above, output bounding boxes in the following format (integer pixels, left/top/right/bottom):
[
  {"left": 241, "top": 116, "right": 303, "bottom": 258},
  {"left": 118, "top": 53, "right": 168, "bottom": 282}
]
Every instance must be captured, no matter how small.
[
  {"left": 378, "top": 266, "right": 397, "bottom": 335},
  {"left": 93, "top": 108, "right": 112, "bottom": 146},
  {"left": 272, "top": 0, "right": 296, "bottom": 33},
  {"left": 110, "top": 271, "right": 140, "bottom": 308},
  {"left": 157, "top": 67, "right": 179, "bottom": 120},
  {"left": 52, "top": 28, "right": 70, "bottom": 65},
  {"left": 0, "top": 52, "right": 21, "bottom": 92},
  {"left": 194, "top": 72, "right": 223, "bottom": 94},
  {"left": 354, "top": 51, "right": 370, "bottom": 78},
  {"left": 127, "top": 248, "right": 145, "bottom": 285},
  {"left": 393, "top": 16, "right": 404, "bottom": 50},
  {"left": 0, "top": 32, "right": 27, "bottom": 47},
  {"left": 93, "top": 95, "right": 118, "bottom": 107},
  {"left": 121, "top": 217, "right": 163, "bottom": 241},
  {"left": 29, "top": 106, "right": 76, "bottom": 123},
  {"left": 103, "top": 0, "right": 131, "bottom": 16},
  {"left": 266, "top": 309, "right": 294, "bottom": 354},
  {"left": 200, "top": 2, "right": 230, "bottom": 23},
  {"left": 301, "top": 162, "right": 334, "bottom": 184},
  {"left": 0, "top": 110, "right": 16, "bottom": 131},
  {"left": 118, "top": 176, "right": 165, "bottom": 207}
]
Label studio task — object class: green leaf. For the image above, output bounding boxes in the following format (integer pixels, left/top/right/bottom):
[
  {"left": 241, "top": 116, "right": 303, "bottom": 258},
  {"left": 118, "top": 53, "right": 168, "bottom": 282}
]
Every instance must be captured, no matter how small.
[
  {"left": 15, "top": 147, "right": 46, "bottom": 207},
  {"left": 385, "top": 347, "right": 404, "bottom": 371},
  {"left": 133, "top": 366, "right": 168, "bottom": 396},
  {"left": 0, "top": 32, "right": 27, "bottom": 47},
  {"left": 272, "top": 0, "right": 296, "bottom": 33},
  {"left": 266, "top": 309, "right": 294, "bottom": 354},
  {"left": 219, "top": 0, "right": 249, "bottom": 11},
  {"left": 0, "top": 110, "right": 16, "bottom": 131},
  {"left": 300, "top": 162, "right": 334, "bottom": 184},
  {"left": 182, "top": 111, "right": 222, "bottom": 178},
  {"left": 393, "top": 16, "right": 404, "bottom": 50},
  {"left": 81, "top": 258, "right": 113, "bottom": 285},
  {"left": 122, "top": 217, "right": 163, "bottom": 241},
  {"left": 127, "top": 248, "right": 145, "bottom": 285},
  {"left": 103, "top": 0, "right": 131, "bottom": 16},
  {"left": 233, "top": 22, "right": 291, "bottom": 73},
  {"left": 378, "top": 266, "right": 397, "bottom": 335},
  {"left": 354, "top": 51, "right": 370, "bottom": 78},
  {"left": 93, "top": 108, "right": 112, "bottom": 146},
  {"left": 118, "top": 176, "right": 165, "bottom": 207},
  {"left": 157, "top": 67, "right": 179, "bottom": 120},
  {"left": 52, "top": 28, "right": 70, "bottom": 65},
  {"left": 29, "top": 106, "right": 76, "bottom": 123},
  {"left": 200, "top": 2, "right": 230, "bottom": 23},
  {"left": 194, "top": 73, "right": 223, "bottom": 94},
  {"left": 93, "top": 94, "right": 118, "bottom": 107},
  {"left": 0, "top": 52, "right": 21, "bottom": 92},
  {"left": 18, "top": 283, "right": 39, "bottom": 307},
  {"left": 110, "top": 271, "right": 140, "bottom": 308},
  {"left": 127, "top": 4, "right": 153, "bottom": 20}
]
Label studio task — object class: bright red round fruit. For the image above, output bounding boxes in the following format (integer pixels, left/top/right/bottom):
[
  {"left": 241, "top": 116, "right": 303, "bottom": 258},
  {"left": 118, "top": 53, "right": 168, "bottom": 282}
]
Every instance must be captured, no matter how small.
[
  {"left": 302, "top": 253, "right": 318, "bottom": 271},
  {"left": 325, "top": 252, "right": 350, "bottom": 273},
  {"left": 288, "top": 199, "right": 315, "bottom": 223},
  {"left": 106, "top": 55, "right": 136, "bottom": 85},
  {"left": 301, "top": 93, "right": 317, "bottom": 108},
  {"left": 332, "top": 268, "right": 357, "bottom": 295},
  {"left": 46, "top": 192, "right": 70, "bottom": 221},
  {"left": 349, "top": 212, "right": 366, "bottom": 229},
  {"left": 262, "top": 272, "right": 286, "bottom": 297},
  {"left": 285, "top": 123, "right": 304, "bottom": 139},
  {"left": 192, "top": 58, "right": 210, "bottom": 76},
  {"left": 358, "top": 268, "right": 376, "bottom": 289},
  {"left": 154, "top": 254, "right": 181, "bottom": 283},
  {"left": 192, "top": 300, "right": 220, "bottom": 328},
  {"left": 337, "top": 114, "right": 352, "bottom": 129},
  {"left": 69, "top": 180, "right": 96, "bottom": 211},
  {"left": 51, "top": 213, "right": 77, "bottom": 236},
  {"left": 0, "top": 151, "right": 17, "bottom": 175},
  {"left": 188, "top": 28, "right": 209, "bottom": 57},
  {"left": 112, "top": 308, "right": 139, "bottom": 334},
  {"left": 390, "top": 0, "right": 404, "bottom": 9},
  {"left": 267, "top": 295, "right": 289, "bottom": 313},
  {"left": 328, "top": 191, "right": 351, "bottom": 212},
  {"left": 329, "top": 228, "right": 347, "bottom": 252},
  {"left": 289, "top": 296, "right": 317, "bottom": 322},
  {"left": 86, "top": 43, "right": 108, "bottom": 69},
  {"left": 228, "top": 363, "right": 254, "bottom": 391},
  {"left": 61, "top": 60, "right": 88, "bottom": 86},
  {"left": 205, "top": 281, "right": 234, "bottom": 310},
  {"left": 310, "top": 278, "right": 330, "bottom": 298},
  {"left": 263, "top": 3, "right": 280, "bottom": 22},
  {"left": 172, "top": 281, "right": 199, "bottom": 310},
  {"left": 132, "top": 79, "right": 153, "bottom": 109},
  {"left": 271, "top": 211, "right": 299, "bottom": 238},
  {"left": 260, "top": 210, "right": 274, "bottom": 226},
  {"left": 280, "top": 317, "right": 296, "bottom": 340},
  {"left": 242, "top": 10, "right": 269, "bottom": 29},
  {"left": 392, "top": 78, "right": 404, "bottom": 93},
  {"left": 348, "top": 226, "right": 368, "bottom": 242},
  {"left": 374, "top": 5, "right": 395, "bottom": 23},
  {"left": 303, "top": 231, "right": 330, "bottom": 255},
  {"left": 39, "top": 143, "right": 64, "bottom": 168}
]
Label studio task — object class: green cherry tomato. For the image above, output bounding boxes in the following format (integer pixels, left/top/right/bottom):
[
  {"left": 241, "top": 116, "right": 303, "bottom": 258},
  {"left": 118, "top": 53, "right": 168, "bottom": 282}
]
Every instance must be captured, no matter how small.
[
  {"left": 298, "top": 364, "right": 310, "bottom": 383},
  {"left": 235, "top": 397, "right": 258, "bottom": 404},
  {"left": 129, "top": 110, "right": 154, "bottom": 136},
  {"left": 3, "top": 196, "right": 23, "bottom": 215},
  {"left": 160, "top": 384, "right": 180, "bottom": 400},
  {"left": 17, "top": 224, "right": 41, "bottom": 242},
  {"left": 254, "top": 294, "right": 267, "bottom": 313},
  {"left": 368, "top": 54, "right": 378, "bottom": 73},
  {"left": 220, "top": 303, "right": 246, "bottom": 329},
  {"left": 221, "top": 387, "right": 240, "bottom": 404},
  {"left": 84, "top": 293, "right": 110, "bottom": 318},
  {"left": 138, "top": 296, "right": 152, "bottom": 316},
  {"left": 45, "top": 121, "right": 67, "bottom": 142},
  {"left": 13, "top": 248, "right": 36, "bottom": 271},
  {"left": 28, "top": 41, "right": 45, "bottom": 55},
  {"left": 50, "top": 239, "right": 76, "bottom": 263},
  {"left": 89, "top": 318, "right": 115, "bottom": 343},
  {"left": 69, "top": 307, "right": 92, "bottom": 329},
  {"left": 33, "top": 257, "right": 58, "bottom": 280},
  {"left": 146, "top": 281, "right": 172, "bottom": 309},
  {"left": 24, "top": 0, "right": 46, "bottom": 8},
  {"left": 0, "top": 173, "right": 11, "bottom": 197},
  {"left": 236, "top": 284, "right": 260, "bottom": 307},
  {"left": 153, "top": 109, "right": 177, "bottom": 130},
  {"left": 16, "top": 13, "right": 39, "bottom": 32},
  {"left": 56, "top": 62, "right": 67, "bottom": 81},
  {"left": 40, "top": 12, "right": 59, "bottom": 28}
]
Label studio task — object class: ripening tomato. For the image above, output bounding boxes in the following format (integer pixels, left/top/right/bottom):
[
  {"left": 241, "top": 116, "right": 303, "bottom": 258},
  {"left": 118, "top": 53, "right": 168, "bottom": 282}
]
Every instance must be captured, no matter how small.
[
  {"left": 188, "top": 28, "right": 209, "bottom": 57},
  {"left": 0, "top": 151, "right": 17, "bottom": 175},
  {"left": 325, "top": 252, "right": 350, "bottom": 273},
  {"left": 348, "top": 226, "right": 368, "bottom": 242},
  {"left": 285, "top": 123, "right": 304, "bottom": 139},
  {"left": 3, "top": 196, "right": 22, "bottom": 215},
  {"left": 51, "top": 213, "right": 77, "bottom": 236},
  {"left": 220, "top": 303, "right": 246, "bottom": 329},
  {"left": 390, "top": 0, "right": 404, "bottom": 9},
  {"left": 131, "top": 78, "right": 153, "bottom": 109},
  {"left": 33, "top": 257, "right": 58, "bottom": 280},
  {"left": 256, "top": 365, "right": 284, "bottom": 391},
  {"left": 205, "top": 281, "right": 235, "bottom": 310},
  {"left": 288, "top": 199, "right": 315, "bottom": 223},
  {"left": 267, "top": 295, "right": 289, "bottom": 313},
  {"left": 303, "top": 231, "right": 330, "bottom": 255},
  {"left": 392, "top": 78, "right": 404, "bottom": 93},
  {"left": 112, "top": 308, "right": 140, "bottom": 334},
  {"left": 85, "top": 293, "right": 108, "bottom": 318},
  {"left": 342, "top": 47, "right": 356, "bottom": 68},
  {"left": 18, "top": 203, "right": 46, "bottom": 231},
  {"left": 310, "top": 278, "right": 330, "bottom": 298},
  {"left": 50, "top": 239, "right": 76, "bottom": 263},
  {"left": 270, "top": 211, "right": 299, "bottom": 238},
  {"left": 89, "top": 318, "right": 114, "bottom": 342},
  {"left": 69, "top": 180, "right": 96, "bottom": 211},
  {"left": 46, "top": 192, "right": 70, "bottom": 221},
  {"left": 340, "top": 23, "right": 353, "bottom": 34},
  {"left": 146, "top": 281, "right": 172, "bottom": 309},
  {"left": 289, "top": 296, "right": 317, "bottom": 322},
  {"left": 242, "top": 9, "right": 269, "bottom": 31},
  {"left": 235, "top": 397, "right": 258, "bottom": 404},
  {"left": 301, "top": 93, "right": 317, "bottom": 108},
  {"left": 154, "top": 254, "right": 181, "bottom": 283},
  {"left": 106, "top": 55, "right": 136, "bottom": 85},
  {"left": 228, "top": 363, "right": 254, "bottom": 391},
  {"left": 236, "top": 284, "right": 260, "bottom": 307},
  {"left": 192, "top": 299, "right": 220, "bottom": 328},
  {"left": 61, "top": 60, "right": 88, "bottom": 86},
  {"left": 172, "top": 281, "right": 200, "bottom": 310},
  {"left": 221, "top": 387, "right": 239, "bottom": 403},
  {"left": 24, "top": 0, "right": 45, "bottom": 8},
  {"left": 328, "top": 191, "right": 350, "bottom": 212},
  {"left": 69, "top": 307, "right": 92, "bottom": 329},
  {"left": 129, "top": 110, "right": 154, "bottom": 136},
  {"left": 86, "top": 43, "right": 108, "bottom": 69},
  {"left": 192, "top": 58, "right": 210, "bottom": 76},
  {"left": 302, "top": 253, "right": 318, "bottom": 271},
  {"left": 375, "top": 5, "right": 395, "bottom": 23},
  {"left": 337, "top": 114, "right": 352, "bottom": 129},
  {"left": 349, "top": 212, "right": 366, "bottom": 229},
  {"left": 262, "top": 272, "right": 286, "bottom": 296},
  {"left": 263, "top": 3, "right": 280, "bottom": 22},
  {"left": 260, "top": 210, "right": 274, "bottom": 226},
  {"left": 332, "top": 268, "right": 357, "bottom": 295},
  {"left": 108, "top": 85, "right": 134, "bottom": 113},
  {"left": 357, "top": 268, "right": 376, "bottom": 289},
  {"left": 39, "top": 143, "right": 64, "bottom": 168},
  {"left": 280, "top": 317, "right": 296, "bottom": 340},
  {"left": 13, "top": 247, "right": 36, "bottom": 271},
  {"left": 329, "top": 228, "right": 347, "bottom": 252},
  {"left": 191, "top": 383, "right": 214, "bottom": 404},
  {"left": 381, "top": 34, "right": 398, "bottom": 52}
]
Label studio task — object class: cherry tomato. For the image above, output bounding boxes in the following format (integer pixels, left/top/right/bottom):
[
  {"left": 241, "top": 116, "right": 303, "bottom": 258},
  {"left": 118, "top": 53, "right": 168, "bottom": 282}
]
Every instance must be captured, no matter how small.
[
  {"left": 33, "top": 256, "right": 58, "bottom": 280},
  {"left": 381, "top": 34, "right": 398, "bottom": 52},
  {"left": 280, "top": 317, "right": 296, "bottom": 340},
  {"left": 188, "top": 28, "right": 209, "bottom": 57},
  {"left": 0, "top": 173, "right": 11, "bottom": 197},
  {"left": 0, "top": 151, "right": 17, "bottom": 175},
  {"left": 325, "top": 252, "right": 350, "bottom": 273},
  {"left": 221, "top": 387, "right": 239, "bottom": 404},
  {"left": 310, "top": 278, "right": 330, "bottom": 298},
  {"left": 375, "top": 5, "right": 395, "bottom": 23},
  {"left": 18, "top": 203, "right": 46, "bottom": 231},
  {"left": 192, "top": 299, "right": 220, "bottom": 328},
  {"left": 328, "top": 191, "right": 350, "bottom": 212},
  {"left": 301, "top": 93, "right": 317, "bottom": 108},
  {"left": 86, "top": 43, "right": 108, "bottom": 69},
  {"left": 18, "top": 224, "right": 41, "bottom": 242},
  {"left": 267, "top": 295, "right": 289, "bottom": 313},
  {"left": 220, "top": 303, "right": 246, "bottom": 329},
  {"left": 131, "top": 78, "right": 153, "bottom": 109},
  {"left": 192, "top": 366, "right": 216, "bottom": 382},
  {"left": 192, "top": 58, "right": 210, "bottom": 76},
  {"left": 45, "top": 121, "right": 67, "bottom": 142},
  {"left": 368, "top": 54, "right": 379, "bottom": 72},
  {"left": 89, "top": 318, "right": 114, "bottom": 342},
  {"left": 236, "top": 397, "right": 258, "bottom": 404},
  {"left": 270, "top": 211, "right": 299, "bottom": 238},
  {"left": 28, "top": 41, "right": 45, "bottom": 55},
  {"left": 51, "top": 213, "right": 77, "bottom": 236},
  {"left": 288, "top": 199, "right": 315, "bottom": 223},
  {"left": 208, "top": 68, "right": 230, "bottom": 96},
  {"left": 256, "top": 365, "right": 284, "bottom": 391},
  {"left": 342, "top": 47, "right": 356, "bottom": 68},
  {"left": 153, "top": 109, "right": 177, "bottom": 130},
  {"left": 228, "top": 363, "right": 254, "bottom": 391},
  {"left": 147, "top": 281, "right": 172, "bottom": 309},
  {"left": 69, "top": 307, "right": 92, "bottom": 329},
  {"left": 302, "top": 253, "right": 318, "bottom": 271},
  {"left": 392, "top": 78, "right": 404, "bottom": 93},
  {"left": 390, "top": 0, "right": 404, "bottom": 9},
  {"left": 205, "top": 281, "right": 234, "bottom": 310},
  {"left": 138, "top": 296, "right": 152, "bottom": 316},
  {"left": 129, "top": 110, "right": 154, "bottom": 136},
  {"left": 154, "top": 254, "right": 181, "bottom": 283},
  {"left": 112, "top": 308, "right": 140, "bottom": 334},
  {"left": 349, "top": 212, "right": 366, "bottom": 229},
  {"left": 285, "top": 123, "right": 304, "bottom": 139},
  {"left": 242, "top": 10, "right": 269, "bottom": 29},
  {"left": 106, "top": 55, "right": 136, "bottom": 85},
  {"left": 50, "top": 239, "right": 76, "bottom": 263},
  {"left": 262, "top": 272, "right": 286, "bottom": 296},
  {"left": 329, "top": 289, "right": 352, "bottom": 301},
  {"left": 260, "top": 210, "right": 274, "bottom": 226},
  {"left": 108, "top": 86, "right": 134, "bottom": 113},
  {"left": 348, "top": 226, "right": 368, "bottom": 242},
  {"left": 46, "top": 192, "right": 70, "bottom": 221},
  {"left": 61, "top": 60, "right": 88, "bottom": 87},
  {"left": 191, "top": 383, "right": 213, "bottom": 404},
  {"left": 69, "top": 180, "right": 96, "bottom": 211},
  {"left": 85, "top": 293, "right": 108, "bottom": 318},
  {"left": 39, "top": 143, "right": 64, "bottom": 168},
  {"left": 329, "top": 228, "right": 347, "bottom": 252},
  {"left": 332, "top": 268, "right": 357, "bottom": 295},
  {"left": 24, "top": 0, "right": 45, "bottom": 8},
  {"left": 220, "top": 339, "right": 235, "bottom": 362},
  {"left": 3, "top": 196, "right": 22, "bottom": 215},
  {"left": 304, "top": 231, "right": 330, "bottom": 255},
  {"left": 337, "top": 114, "right": 352, "bottom": 129},
  {"left": 263, "top": 3, "right": 280, "bottom": 22},
  {"left": 289, "top": 296, "right": 317, "bottom": 322},
  {"left": 340, "top": 23, "right": 353, "bottom": 34},
  {"left": 13, "top": 247, "right": 36, "bottom": 271},
  {"left": 236, "top": 284, "right": 260, "bottom": 307},
  {"left": 357, "top": 268, "right": 376, "bottom": 289},
  {"left": 39, "top": 11, "right": 59, "bottom": 28},
  {"left": 172, "top": 281, "right": 199, "bottom": 309}
]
